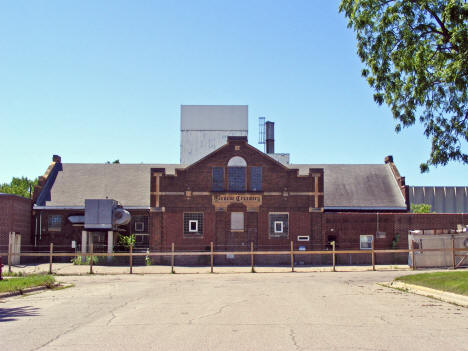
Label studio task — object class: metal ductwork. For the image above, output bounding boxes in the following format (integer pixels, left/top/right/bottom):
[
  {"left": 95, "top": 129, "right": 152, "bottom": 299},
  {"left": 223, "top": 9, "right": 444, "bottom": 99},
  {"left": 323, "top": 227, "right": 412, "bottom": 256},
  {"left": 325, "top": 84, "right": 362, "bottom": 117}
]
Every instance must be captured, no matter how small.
[
  {"left": 68, "top": 215, "right": 85, "bottom": 224},
  {"left": 113, "top": 207, "right": 131, "bottom": 225},
  {"left": 266, "top": 121, "right": 275, "bottom": 154},
  {"left": 84, "top": 199, "right": 131, "bottom": 230}
]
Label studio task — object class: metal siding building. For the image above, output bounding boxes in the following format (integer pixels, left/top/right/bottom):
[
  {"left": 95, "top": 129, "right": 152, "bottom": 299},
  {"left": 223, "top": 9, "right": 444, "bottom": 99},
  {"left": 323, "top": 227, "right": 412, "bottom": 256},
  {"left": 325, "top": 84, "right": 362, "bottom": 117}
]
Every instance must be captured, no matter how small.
[
  {"left": 409, "top": 186, "right": 468, "bottom": 213},
  {"left": 180, "top": 105, "right": 248, "bottom": 165}
]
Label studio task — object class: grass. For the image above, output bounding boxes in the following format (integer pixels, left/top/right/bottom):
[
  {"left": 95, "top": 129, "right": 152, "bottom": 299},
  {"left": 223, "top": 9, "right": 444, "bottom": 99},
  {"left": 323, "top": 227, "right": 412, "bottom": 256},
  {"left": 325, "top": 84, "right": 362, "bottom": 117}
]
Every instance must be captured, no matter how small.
[
  {"left": 2, "top": 271, "right": 25, "bottom": 277},
  {"left": 395, "top": 271, "right": 468, "bottom": 296},
  {"left": 0, "top": 274, "right": 55, "bottom": 293}
]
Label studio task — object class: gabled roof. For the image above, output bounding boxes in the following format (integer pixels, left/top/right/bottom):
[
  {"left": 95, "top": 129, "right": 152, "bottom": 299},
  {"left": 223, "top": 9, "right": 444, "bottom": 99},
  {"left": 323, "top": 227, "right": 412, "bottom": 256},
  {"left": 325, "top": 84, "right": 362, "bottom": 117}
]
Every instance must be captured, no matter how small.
[
  {"left": 35, "top": 162, "right": 406, "bottom": 210},
  {"left": 36, "top": 164, "right": 184, "bottom": 208},
  {"left": 183, "top": 136, "right": 289, "bottom": 172},
  {"left": 290, "top": 164, "right": 406, "bottom": 210}
]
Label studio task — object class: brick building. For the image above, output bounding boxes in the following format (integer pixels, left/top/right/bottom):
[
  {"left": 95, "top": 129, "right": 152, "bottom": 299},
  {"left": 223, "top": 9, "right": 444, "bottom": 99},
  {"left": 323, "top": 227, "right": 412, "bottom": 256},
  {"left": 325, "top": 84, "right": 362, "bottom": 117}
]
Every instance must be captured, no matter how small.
[
  {"left": 32, "top": 135, "right": 442, "bottom": 264},
  {"left": 30, "top": 104, "right": 466, "bottom": 265},
  {"left": 0, "top": 193, "right": 31, "bottom": 254}
]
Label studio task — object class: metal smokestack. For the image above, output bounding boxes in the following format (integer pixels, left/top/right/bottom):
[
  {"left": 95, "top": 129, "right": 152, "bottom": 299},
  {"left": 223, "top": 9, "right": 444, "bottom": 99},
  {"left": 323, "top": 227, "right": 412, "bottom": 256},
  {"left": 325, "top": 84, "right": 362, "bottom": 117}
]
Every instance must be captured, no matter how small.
[{"left": 265, "top": 121, "right": 274, "bottom": 154}]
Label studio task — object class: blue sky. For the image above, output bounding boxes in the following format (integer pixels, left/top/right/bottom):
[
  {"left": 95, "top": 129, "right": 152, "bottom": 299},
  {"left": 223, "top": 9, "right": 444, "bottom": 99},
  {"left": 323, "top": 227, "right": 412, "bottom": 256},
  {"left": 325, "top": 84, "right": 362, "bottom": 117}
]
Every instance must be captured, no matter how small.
[{"left": 0, "top": 1, "right": 466, "bottom": 186}]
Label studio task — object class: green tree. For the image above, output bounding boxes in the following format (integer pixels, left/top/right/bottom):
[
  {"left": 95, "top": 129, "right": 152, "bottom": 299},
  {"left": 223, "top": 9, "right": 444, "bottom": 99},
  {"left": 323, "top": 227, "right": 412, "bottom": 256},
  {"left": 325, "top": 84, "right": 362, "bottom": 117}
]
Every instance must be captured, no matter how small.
[
  {"left": 411, "top": 203, "right": 433, "bottom": 213},
  {"left": 339, "top": 0, "right": 468, "bottom": 172},
  {"left": 0, "top": 177, "right": 38, "bottom": 199}
]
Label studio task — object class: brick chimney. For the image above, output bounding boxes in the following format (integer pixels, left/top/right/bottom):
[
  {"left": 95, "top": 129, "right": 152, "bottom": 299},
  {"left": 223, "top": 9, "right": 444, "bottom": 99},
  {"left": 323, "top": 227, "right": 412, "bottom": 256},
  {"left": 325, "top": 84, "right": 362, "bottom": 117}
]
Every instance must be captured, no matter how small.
[
  {"left": 384, "top": 155, "right": 409, "bottom": 211},
  {"left": 52, "top": 155, "right": 61, "bottom": 163}
]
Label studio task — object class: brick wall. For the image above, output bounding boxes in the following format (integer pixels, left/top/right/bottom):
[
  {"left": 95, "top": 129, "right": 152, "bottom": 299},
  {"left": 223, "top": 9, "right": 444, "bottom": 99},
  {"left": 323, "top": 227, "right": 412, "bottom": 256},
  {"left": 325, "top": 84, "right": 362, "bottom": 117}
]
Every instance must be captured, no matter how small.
[
  {"left": 32, "top": 209, "right": 150, "bottom": 252},
  {"left": 0, "top": 194, "right": 32, "bottom": 251}
]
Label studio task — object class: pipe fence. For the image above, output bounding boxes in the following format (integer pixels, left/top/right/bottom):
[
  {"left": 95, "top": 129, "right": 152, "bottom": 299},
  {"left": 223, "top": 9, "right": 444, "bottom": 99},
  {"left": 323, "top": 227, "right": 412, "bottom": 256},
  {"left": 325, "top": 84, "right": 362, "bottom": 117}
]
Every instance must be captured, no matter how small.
[{"left": 2, "top": 238, "right": 468, "bottom": 275}]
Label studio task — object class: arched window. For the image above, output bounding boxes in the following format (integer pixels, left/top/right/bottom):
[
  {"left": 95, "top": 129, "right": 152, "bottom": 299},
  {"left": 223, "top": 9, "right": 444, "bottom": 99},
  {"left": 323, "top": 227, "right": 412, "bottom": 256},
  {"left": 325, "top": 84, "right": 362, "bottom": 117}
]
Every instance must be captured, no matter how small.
[
  {"left": 228, "top": 156, "right": 246, "bottom": 191},
  {"left": 227, "top": 156, "right": 247, "bottom": 167}
]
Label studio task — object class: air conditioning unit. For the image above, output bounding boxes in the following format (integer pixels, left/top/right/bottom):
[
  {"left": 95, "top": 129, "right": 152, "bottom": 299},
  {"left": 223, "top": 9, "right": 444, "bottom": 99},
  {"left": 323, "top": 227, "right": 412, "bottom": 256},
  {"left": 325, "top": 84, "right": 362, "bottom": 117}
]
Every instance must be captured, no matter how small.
[
  {"left": 84, "top": 199, "right": 131, "bottom": 230},
  {"left": 297, "top": 235, "right": 310, "bottom": 242}
]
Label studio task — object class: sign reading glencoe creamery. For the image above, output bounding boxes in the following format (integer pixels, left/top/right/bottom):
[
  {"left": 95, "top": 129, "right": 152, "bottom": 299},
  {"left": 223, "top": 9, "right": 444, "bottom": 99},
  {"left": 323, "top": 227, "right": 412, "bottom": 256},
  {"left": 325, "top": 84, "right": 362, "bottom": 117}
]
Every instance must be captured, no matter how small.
[{"left": 212, "top": 194, "right": 262, "bottom": 208}]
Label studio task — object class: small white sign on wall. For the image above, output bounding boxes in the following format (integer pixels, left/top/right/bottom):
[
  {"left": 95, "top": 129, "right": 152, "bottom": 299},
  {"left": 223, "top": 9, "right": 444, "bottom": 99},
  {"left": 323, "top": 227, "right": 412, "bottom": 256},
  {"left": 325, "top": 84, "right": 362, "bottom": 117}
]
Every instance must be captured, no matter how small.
[{"left": 376, "top": 231, "right": 386, "bottom": 239}]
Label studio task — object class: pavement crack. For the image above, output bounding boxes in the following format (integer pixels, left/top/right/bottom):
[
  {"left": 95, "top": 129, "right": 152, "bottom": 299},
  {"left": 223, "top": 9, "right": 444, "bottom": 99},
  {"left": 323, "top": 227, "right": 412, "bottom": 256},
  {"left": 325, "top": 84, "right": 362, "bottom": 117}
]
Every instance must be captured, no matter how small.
[
  {"left": 31, "top": 309, "right": 98, "bottom": 351},
  {"left": 33, "top": 295, "right": 146, "bottom": 349},
  {"left": 188, "top": 299, "right": 248, "bottom": 324},
  {"left": 106, "top": 295, "right": 146, "bottom": 326},
  {"left": 288, "top": 328, "right": 302, "bottom": 351}
]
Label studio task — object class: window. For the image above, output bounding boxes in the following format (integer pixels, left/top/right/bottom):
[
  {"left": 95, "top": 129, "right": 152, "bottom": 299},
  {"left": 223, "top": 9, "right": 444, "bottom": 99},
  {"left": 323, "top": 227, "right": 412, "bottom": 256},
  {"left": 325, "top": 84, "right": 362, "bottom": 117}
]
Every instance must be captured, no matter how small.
[
  {"left": 228, "top": 167, "right": 246, "bottom": 191},
  {"left": 250, "top": 167, "right": 262, "bottom": 191},
  {"left": 133, "top": 215, "right": 148, "bottom": 233},
  {"left": 231, "top": 212, "right": 244, "bottom": 231},
  {"left": 189, "top": 220, "right": 198, "bottom": 232},
  {"left": 360, "top": 235, "right": 373, "bottom": 250},
  {"left": 91, "top": 232, "right": 106, "bottom": 244},
  {"left": 184, "top": 213, "right": 203, "bottom": 235},
  {"left": 212, "top": 167, "right": 224, "bottom": 191},
  {"left": 48, "top": 215, "right": 62, "bottom": 232},
  {"left": 135, "top": 234, "right": 149, "bottom": 246},
  {"left": 269, "top": 213, "right": 288, "bottom": 237},
  {"left": 274, "top": 221, "right": 283, "bottom": 233},
  {"left": 228, "top": 157, "right": 247, "bottom": 191}
]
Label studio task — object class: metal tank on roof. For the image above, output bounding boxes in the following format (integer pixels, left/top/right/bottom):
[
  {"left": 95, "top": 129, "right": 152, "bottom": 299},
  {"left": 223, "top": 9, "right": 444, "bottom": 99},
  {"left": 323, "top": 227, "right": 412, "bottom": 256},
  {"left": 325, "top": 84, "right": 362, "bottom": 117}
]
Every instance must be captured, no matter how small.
[{"left": 180, "top": 105, "right": 248, "bottom": 165}]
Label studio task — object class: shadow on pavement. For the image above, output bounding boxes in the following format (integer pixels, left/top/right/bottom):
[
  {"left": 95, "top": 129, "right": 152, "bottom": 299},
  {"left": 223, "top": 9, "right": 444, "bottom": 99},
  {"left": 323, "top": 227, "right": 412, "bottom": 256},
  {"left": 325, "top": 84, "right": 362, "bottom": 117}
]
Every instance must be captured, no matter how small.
[{"left": 0, "top": 306, "right": 40, "bottom": 322}]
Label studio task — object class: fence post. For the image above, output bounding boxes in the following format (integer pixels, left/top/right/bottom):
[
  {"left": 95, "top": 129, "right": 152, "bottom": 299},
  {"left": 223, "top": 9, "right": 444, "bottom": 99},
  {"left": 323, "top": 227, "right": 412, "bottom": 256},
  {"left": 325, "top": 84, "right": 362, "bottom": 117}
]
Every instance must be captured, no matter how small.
[
  {"left": 290, "top": 241, "right": 294, "bottom": 272},
  {"left": 451, "top": 237, "right": 456, "bottom": 270},
  {"left": 371, "top": 239, "right": 375, "bottom": 271},
  {"left": 410, "top": 240, "right": 415, "bottom": 271},
  {"left": 332, "top": 241, "right": 336, "bottom": 272},
  {"left": 8, "top": 241, "right": 12, "bottom": 273},
  {"left": 49, "top": 243, "right": 53, "bottom": 274},
  {"left": 129, "top": 244, "right": 133, "bottom": 274},
  {"left": 251, "top": 241, "right": 255, "bottom": 273},
  {"left": 210, "top": 242, "right": 214, "bottom": 273},
  {"left": 171, "top": 243, "right": 175, "bottom": 273},
  {"left": 89, "top": 243, "right": 94, "bottom": 274}
]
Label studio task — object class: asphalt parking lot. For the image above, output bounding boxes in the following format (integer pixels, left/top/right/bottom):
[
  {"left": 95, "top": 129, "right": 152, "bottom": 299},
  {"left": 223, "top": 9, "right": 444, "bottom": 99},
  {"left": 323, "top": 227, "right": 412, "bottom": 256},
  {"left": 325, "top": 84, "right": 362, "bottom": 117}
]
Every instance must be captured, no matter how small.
[{"left": 1, "top": 270, "right": 467, "bottom": 350}]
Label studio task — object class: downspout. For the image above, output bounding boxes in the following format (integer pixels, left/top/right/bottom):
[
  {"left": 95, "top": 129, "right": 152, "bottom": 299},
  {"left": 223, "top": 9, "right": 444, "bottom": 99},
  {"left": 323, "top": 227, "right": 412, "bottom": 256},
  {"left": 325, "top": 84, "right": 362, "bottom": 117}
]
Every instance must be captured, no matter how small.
[{"left": 34, "top": 216, "right": 38, "bottom": 247}]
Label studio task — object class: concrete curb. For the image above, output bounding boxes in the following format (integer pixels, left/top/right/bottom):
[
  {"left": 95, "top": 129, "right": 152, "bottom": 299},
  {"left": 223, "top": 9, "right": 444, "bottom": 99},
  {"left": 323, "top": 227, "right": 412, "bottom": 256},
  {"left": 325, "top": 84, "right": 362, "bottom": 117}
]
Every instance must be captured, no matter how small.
[
  {"left": 382, "top": 281, "right": 468, "bottom": 308},
  {"left": 0, "top": 283, "right": 63, "bottom": 299}
]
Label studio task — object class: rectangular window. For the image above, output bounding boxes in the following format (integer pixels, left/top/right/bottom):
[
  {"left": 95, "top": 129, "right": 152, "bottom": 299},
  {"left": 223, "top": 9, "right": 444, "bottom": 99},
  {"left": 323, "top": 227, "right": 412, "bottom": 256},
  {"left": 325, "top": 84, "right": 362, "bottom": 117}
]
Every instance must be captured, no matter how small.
[
  {"left": 133, "top": 215, "right": 148, "bottom": 233},
  {"left": 360, "top": 235, "right": 373, "bottom": 250},
  {"left": 228, "top": 167, "right": 246, "bottom": 191},
  {"left": 189, "top": 220, "right": 198, "bottom": 232},
  {"left": 91, "top": 231, "right": 106, "bottom": 244},
  {"left": 184, "top": 213, "right": 203, "bottom": 235},
  {"left": 212, "top": 167, "right": 224, "bottom": 191},
  {"left": 135, "top": 234, "right": 149, "bottom": 246},
  {"left": 249, "top": 167, "right": 262, "bottom": 191},
  {"left": 269, "top": 213, "right": 288, "bottom": 237},
  {"left": 274, "top": 221, "right": 283, "bottom": 233},
  {"left": 48, "top": 215, "right": 62, "bottom": 232},
  {"left": 231, "top": 212, "right": 244, "bottom": 231}
]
